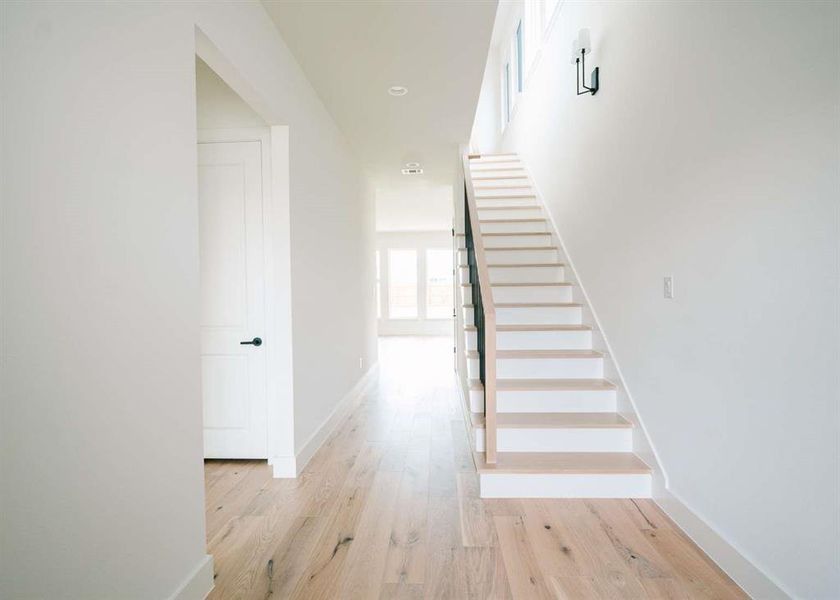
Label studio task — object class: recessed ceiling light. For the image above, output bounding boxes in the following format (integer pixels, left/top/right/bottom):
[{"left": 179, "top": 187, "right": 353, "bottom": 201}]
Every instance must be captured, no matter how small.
[
  {"left": 405, "top": 162, "right": 420, "bottom": 168},
  {"left": 388, "top": 86, "right": 408, "bottom": 97}
]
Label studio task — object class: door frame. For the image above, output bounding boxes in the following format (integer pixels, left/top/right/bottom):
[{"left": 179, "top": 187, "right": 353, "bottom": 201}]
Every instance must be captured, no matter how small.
[{"left": 197, "top": 126, "right": 295, "bottom": 475}]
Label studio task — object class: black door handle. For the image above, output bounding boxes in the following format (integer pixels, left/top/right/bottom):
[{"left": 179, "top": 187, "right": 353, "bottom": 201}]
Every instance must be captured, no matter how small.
[{"left": 240, "top": 337, "right": 262, "bottom": 347}]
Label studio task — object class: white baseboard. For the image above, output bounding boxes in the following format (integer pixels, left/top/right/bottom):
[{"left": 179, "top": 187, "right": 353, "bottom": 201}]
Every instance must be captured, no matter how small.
[
  {"left": 269, "top": 454, "right": 297, "bottom": 478},
  {"left": 655, "top": 488, "right": 790, "bottom": 599},
  {"left": 285, "top": 363, "right": 379, "bottom": 478},
  {"left": 166, "top": 554, "right": 214, "bottom": 600}
]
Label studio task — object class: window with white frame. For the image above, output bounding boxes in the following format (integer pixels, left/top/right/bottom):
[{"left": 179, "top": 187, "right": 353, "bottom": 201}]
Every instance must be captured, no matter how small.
[
  {"left": 515, "top": 20, "right": 524, "bottom": 93},
  {"left": 500, "top": 0, "right": 563, "bottom": 125},
  {"left": 375, "top": 250, "right": 381, "bottom": 318},
  {"left": 502, "top": 61, "right": 511, "bottom": 126},
  {"left": 425, "top": 249, "right": 453, "bottom": 319},
  {"left": 388, "top": 249, "right": 418, "bottom": 319}
]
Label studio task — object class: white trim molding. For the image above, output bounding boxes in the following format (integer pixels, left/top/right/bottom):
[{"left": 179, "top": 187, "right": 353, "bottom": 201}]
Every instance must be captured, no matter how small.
[
  {"left": 273, "top": 363, "right": 379, "bottom": 478},
  {"left": 166, "top": 554, "right": 214, "bottom": 600},
  {"left": 655, "top": 487, "right": 791, "bottom": 599}
]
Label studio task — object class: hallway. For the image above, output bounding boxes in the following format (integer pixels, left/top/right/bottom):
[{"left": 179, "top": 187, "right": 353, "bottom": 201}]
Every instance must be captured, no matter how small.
[{"left": 204, "top": 337, "right": 745, "bottom": 599}]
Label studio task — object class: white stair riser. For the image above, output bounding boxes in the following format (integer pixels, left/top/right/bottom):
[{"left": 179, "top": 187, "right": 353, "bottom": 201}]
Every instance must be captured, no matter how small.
[
  {"left": 458, "top": 250, "right": 559, "bottom": 266},
  {"left": 478, "top": 207, "right": 543, "bottom": 220},
  {"left": 475, "top": 428, "right": 632, "bottom": 453},
  {"left": 470, "top": 389, "right": 617, "bottom": 413},
  {"left": 491, "top": 265, "right": 564, "bottom": 283},
  {"left": 483, "top": 234, "right": 552, "bottom": 248},
  {"left": 459, "top": 265, "right": 564, "bottom": 284},
  {"left": 475, "top": 193, "right": 535, "bottom": 203},
  {"left": 468, "top": 357, "right": 603, "bottom": 379},
  {"left": 471, "top": 161, "right": 522, "bottom": 172},
  {"left": 499, "top": 390, "right": 617, "bottom": 412},
  {"left": 471, "top": 169, "right": 527, "bottom": 179},
  {"left": 463, "top": 305, "right": 582, "bottom": 325},
  {"left": 480, "top": 220, "right": 548, "bottom": 234},
  {"left": 470, "top": 154, "right": 518, "bottom": 163},
  {"left": 492, "top": 285, "right": 573, "bottom": 303},
  {"left": 475, "top": 187, "right": 533, "bottom": 195},
  {"left": 464, "top": 328, "right": 592, "bottom": 351},
  {"left": 468, "top": 389, "right": 485, "bottom": 413},
  {"left": 481, "top": 249, "right": 559, "bottom": 264},
  {"left": 479, "top": 473, "right": 652, "bottom": 498}
]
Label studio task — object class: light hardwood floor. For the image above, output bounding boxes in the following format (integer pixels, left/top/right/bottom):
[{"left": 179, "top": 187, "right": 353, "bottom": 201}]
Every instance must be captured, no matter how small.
[{"left": 204, "top": 337, "right": 747, "bottom": 599}]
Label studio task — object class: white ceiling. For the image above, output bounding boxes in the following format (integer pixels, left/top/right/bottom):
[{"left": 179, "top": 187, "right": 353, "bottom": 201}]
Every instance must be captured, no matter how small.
[{"left": 262, "top": 0, "right": 498, "bottom": 228}]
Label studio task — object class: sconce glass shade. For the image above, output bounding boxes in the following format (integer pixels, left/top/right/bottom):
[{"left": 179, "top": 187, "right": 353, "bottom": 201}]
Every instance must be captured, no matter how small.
[
  {"left": 571, "top": 39, "right": 581, "bottom": 63},
  {"left": 577, "top": 28, "right": 592, "bottom": 55}
]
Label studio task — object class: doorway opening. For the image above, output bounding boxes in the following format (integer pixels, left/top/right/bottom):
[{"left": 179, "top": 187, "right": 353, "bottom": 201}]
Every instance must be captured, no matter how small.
[{"left": 196, "top": 56, "right": 270, "bottom": 460}]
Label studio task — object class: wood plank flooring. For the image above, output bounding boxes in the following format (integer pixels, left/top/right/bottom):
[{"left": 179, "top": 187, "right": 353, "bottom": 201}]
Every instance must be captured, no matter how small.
[{"left": 204, "top": 337, "right": 747, "bottom": 599}]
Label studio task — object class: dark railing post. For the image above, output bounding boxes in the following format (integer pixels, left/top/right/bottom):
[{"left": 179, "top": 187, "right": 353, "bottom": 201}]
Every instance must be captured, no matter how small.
[
  {"left": 463, "top": 154, "right": 496, "bottom": 464},
  {"left": 464, "top": 185, "right": 486, "bottom": 387}
]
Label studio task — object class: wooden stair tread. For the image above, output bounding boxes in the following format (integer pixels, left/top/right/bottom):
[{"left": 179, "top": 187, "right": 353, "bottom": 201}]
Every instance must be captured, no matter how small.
[
  {"left": 471, "top": 412, "right": 632, "bottom": 429},
  {"left": 481, "top": 232, "right": 550, "bottom": 236},
  {"left": 473, "top": 452, "right": 651, "bottom": 474},
  {"left": 460, "top": 282, "right": 571, "bottom": 287},
  {"left": 473, "top": 185, "right": 531, "bottom": 189},
  {"left": 499, "top": 323, "right": 590, "bottom": 331},
  {"left": 494, "top": 282, "right": 571, "bottom": 287},
  {"left": 475, "top": 196, "right": 537, "bottom": 201},
  {"left": 464, "top": 323, "right": 591, "bottom": 332},
  {"left": 469, "top": 378, "right": 616, "bottom": 391},
  {"left": 472, "top": 167, "right": 525, "bottom": 170},
  {"left": 472, "top": 175, "right": 529, "bottom": 180},
  {"left": 466, "top": 349, "right": 603, "bottom": 359},
  {"left": 483, "top": 246, "right": 558, "bottom": 251},
  {"left": 462, "top": 302, "right": 581, "bottom": 308},
  {"left": 460, "top": 263, "right": 564, "bottom": 268},
  {"left": 479, "top": 218, "right": 547, "bottom": 223},
  {"left": 490, "top": 263, "right": 564, "bottom": 268}
]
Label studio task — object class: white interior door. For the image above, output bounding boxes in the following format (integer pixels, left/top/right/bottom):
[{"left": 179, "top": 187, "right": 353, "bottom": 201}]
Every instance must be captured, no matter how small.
[{"left": 198, "top": 140, "right": 268, "bottom": 458}]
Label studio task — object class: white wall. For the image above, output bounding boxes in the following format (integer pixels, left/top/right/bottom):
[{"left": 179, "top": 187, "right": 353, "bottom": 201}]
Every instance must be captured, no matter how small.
[
  {"left": 0, "top": 2, "right": 375, "bottom": 598},
  {"left": 196, "top": 56, "right": 266, "bottom": 129},
  {"left": 471, "top": 48, "right": 501, "bottom": 156},
  {"left": 472, "top": 1, "right": 839, "bottom": 598},
  {"left": 375, "top": 184, "right": 454, "bottom": 231}
]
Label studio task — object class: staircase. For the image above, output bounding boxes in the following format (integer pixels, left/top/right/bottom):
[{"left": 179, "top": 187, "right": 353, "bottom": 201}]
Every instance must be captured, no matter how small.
[{"left": 458, "top": 153, "right": 652, "bottom": 498}]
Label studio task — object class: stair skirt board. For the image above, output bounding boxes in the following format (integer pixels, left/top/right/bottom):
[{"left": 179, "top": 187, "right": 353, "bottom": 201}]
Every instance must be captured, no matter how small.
[
  {"left": 468, "top": 388, "right": 617, "bottom": 413},
  {"left": 479, "top": 473, "right": 652, "bottom": 498},
  {"left": 473, "top": 427, "right": 632, "bottom": 453}
]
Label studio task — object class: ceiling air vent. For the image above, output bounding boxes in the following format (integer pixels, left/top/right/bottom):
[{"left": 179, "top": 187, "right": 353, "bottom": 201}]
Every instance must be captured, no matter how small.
[{"left": 401, "top": 167, "right": 424, "bottom": 175}]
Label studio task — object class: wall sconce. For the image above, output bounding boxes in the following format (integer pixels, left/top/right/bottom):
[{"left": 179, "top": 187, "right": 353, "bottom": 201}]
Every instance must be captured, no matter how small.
[{"left": 572, "top": 28, "right": 599, "bottom": 96}]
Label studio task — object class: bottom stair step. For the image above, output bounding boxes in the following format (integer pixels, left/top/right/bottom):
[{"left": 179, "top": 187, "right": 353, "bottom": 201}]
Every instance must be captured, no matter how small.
[
  {"left": 474, "top": 451, "right": 652, "bottom": 498},
  {"left": 470, "top": 412, "right": 633, "bottom": 452}
]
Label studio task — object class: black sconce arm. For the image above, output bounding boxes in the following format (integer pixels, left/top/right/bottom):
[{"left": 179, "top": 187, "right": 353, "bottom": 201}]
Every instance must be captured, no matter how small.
[{"left": 575, "top": 49, "right": 599, "bottom": 96}]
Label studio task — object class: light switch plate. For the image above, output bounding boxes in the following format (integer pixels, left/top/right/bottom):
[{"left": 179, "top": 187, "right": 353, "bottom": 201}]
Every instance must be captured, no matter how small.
[{"left": 664, "top": 276, "right": 674, "bottom": 299}]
